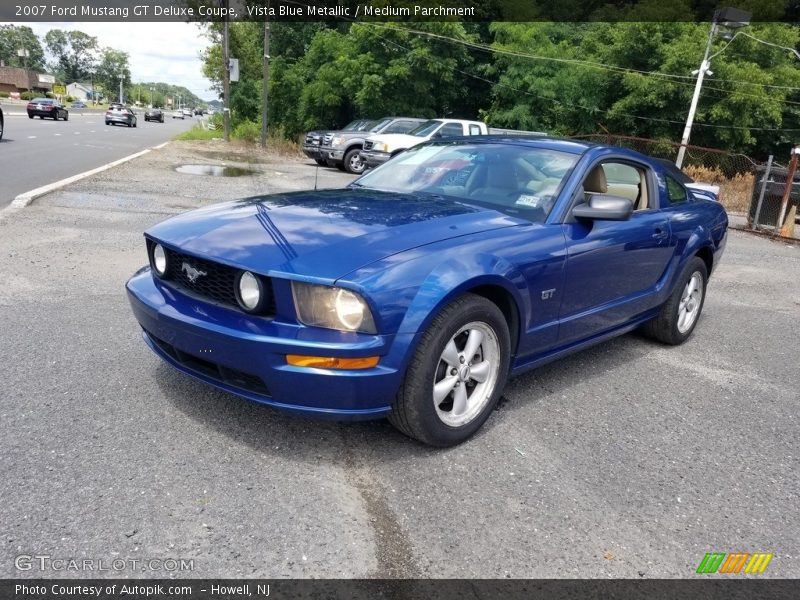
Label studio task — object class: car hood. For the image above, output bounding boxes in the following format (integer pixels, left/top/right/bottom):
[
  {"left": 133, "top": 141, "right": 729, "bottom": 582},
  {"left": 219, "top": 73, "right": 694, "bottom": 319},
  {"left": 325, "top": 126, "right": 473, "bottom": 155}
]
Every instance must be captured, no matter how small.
[
  {"left": 145, "top": 188, "right": 523, "bottom": 282},
  {"left": 367, "top": 133, "right": 426, "bottom": 150}
]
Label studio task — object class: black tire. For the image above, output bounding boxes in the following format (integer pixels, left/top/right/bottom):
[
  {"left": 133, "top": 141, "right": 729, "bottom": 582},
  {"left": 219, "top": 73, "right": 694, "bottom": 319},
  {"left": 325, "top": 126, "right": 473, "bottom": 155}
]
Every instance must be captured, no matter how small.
[
  {"left": 641, "top": 256, "right": 708, "bottom": 345},
  {"left": 39, "top": 116, "right": 44, "bottom": 119},
  {"left": 28, "top": 114, "right": 34, "bottom": 119},
  {"left": 344, "top": 148, "right": 366, "bottom": 174},
  {"left": 389, "top": 293, "right": 511, "bottom": 447},
  {"left": 63, "top": 112, "right": 68, "bottom": 121},
  {"left": 0, "top": 117, "right": 3, "bottom": 142},
  {"left": 105, "top": 121, "right": 110, "bottom": 126}
]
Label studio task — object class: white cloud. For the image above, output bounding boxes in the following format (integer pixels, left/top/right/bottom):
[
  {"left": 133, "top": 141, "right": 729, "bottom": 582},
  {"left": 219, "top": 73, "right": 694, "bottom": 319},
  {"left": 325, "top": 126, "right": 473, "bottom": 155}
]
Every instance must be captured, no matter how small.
[{"left": 17, "top": 22, "right": 216, "bottom": 100}]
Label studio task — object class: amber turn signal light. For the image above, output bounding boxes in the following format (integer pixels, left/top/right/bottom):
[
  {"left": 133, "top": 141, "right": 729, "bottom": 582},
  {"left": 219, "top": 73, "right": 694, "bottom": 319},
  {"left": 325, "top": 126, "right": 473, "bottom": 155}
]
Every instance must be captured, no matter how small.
[{"left": 286, "top": 355, "right": 379, "bottom": 369}]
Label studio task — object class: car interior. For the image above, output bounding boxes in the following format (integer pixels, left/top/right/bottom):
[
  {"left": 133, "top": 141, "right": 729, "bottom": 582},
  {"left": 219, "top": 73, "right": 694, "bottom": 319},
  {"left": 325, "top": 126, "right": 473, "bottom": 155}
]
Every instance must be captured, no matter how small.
[{"left": 581, "top": 162, "right": 650, "bottom": 211}]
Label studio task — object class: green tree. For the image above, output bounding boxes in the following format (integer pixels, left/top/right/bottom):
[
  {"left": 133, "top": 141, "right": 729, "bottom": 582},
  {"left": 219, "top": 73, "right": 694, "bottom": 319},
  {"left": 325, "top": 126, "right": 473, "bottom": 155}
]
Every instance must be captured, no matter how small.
[
  {"left": 44, "top": 29, "right": 98, "bottom": 83},
  {"left": 0, "top": 25, "right": 46, "bottom": 71},
  {"left": 94, "top": 47, "right": 131, "bottom": 102}
]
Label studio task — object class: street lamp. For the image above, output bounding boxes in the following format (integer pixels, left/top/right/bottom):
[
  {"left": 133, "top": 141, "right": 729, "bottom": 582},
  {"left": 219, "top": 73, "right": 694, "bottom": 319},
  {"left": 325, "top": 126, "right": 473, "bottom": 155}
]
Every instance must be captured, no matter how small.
[
  {"left": 150, "top": 86, "right": 155, "bottom": 108},
  {"left": 676, "top": 7, "right": 752, "bottom": 168}
]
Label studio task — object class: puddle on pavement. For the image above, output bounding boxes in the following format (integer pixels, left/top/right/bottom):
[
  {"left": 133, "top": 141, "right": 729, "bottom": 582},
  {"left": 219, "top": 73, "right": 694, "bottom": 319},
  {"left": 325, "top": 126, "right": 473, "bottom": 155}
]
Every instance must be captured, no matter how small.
[{"left": 175, "top": 164, "right": 254, "bottom": 177}]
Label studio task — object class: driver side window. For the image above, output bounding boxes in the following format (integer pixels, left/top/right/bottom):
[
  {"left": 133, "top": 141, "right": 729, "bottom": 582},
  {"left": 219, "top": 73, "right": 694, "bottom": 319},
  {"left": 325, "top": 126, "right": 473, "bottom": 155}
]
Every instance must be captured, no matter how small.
[{"left": 583, "top": 161, "right": 650, "bottom": 211}]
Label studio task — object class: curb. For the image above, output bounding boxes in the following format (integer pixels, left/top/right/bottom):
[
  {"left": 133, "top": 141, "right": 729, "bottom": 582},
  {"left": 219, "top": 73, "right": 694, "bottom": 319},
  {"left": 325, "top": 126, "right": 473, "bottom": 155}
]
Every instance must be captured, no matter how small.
[{"left": 0, "top": 141, "right": 170, "bottom": 222}]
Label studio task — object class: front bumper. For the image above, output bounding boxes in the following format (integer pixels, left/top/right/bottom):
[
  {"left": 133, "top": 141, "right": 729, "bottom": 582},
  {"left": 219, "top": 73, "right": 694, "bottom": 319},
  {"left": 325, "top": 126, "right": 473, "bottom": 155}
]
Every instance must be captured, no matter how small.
[
  {"left": 126, "top": 267, "right": 412, "bottom": 419},
  {"left": 322, "top": 147, "right": 345, "bottom": 163},
  {"left": 360, "top": 150, "right": 392, "bottom": 169},
  {"left": 302, "top": 144, "right": 323, "bottom": 159}
]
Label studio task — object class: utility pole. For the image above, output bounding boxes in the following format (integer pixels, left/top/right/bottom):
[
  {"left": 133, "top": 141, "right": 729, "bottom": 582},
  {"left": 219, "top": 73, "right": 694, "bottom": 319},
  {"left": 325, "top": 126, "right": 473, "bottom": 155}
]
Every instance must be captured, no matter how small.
[
  {"left": 676, "top": 7, "right": 751, "bottom": 168},
  {"left": 222, "top": 0, "right": 231, "bottom": 142},
  {"left": 119, "top": 76, "right": 123, "bottom": 104},
  {"left": 260, "top": 7, "right": 271, "bottom": 149},
  {"left": 676, "top": 20, "right": 716, "bottom": 169}
]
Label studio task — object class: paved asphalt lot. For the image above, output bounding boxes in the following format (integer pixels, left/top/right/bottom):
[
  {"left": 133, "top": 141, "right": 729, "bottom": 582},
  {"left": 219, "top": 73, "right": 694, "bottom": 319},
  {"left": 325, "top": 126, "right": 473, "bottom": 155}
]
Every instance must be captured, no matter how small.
[
  {"left": 0, "top": 142, "right": 798, "bottom": 579},
  {"left": 0, "top": 105, "right": 195, "bottom": 207}
]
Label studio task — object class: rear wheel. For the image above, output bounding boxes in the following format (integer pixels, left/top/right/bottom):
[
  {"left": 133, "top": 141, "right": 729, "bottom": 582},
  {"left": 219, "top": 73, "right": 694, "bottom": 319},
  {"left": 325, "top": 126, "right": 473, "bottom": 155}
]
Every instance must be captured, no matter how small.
[
  {"left": 389, "top": 294, "right": 510, "bottom": 446},
  {"left": 63, "top": 112, "right": 68, "bottom": 121},
  {"left": 642, "top": 256, "right": 707, "bottom": 345},
  {"left": 0, "top": 117, "right": 4, "bottom": 141}
]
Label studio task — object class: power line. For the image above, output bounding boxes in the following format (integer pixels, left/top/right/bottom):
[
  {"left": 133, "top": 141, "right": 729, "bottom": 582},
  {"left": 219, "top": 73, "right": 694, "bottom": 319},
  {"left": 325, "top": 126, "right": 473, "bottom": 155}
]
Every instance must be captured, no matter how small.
[
  {"left": 367, "top": 22, "right": 800, "bottom": 98},
  {"left": 377, "top": 32, "right": 800, "bottom": 133}
]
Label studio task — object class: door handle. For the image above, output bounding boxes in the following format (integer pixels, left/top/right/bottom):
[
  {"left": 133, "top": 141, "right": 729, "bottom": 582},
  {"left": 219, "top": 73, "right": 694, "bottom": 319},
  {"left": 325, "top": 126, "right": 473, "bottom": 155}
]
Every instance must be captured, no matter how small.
[{"left": 651, "top": 225, "right": 669, "bottom": 240}]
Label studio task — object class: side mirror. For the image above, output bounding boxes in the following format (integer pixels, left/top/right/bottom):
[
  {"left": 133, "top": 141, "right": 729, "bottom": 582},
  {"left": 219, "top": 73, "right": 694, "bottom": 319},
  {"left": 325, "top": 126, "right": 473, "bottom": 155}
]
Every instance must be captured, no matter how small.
[
  {"left": 572, "top": 194, "right": 633, "bottom": 221},
  {"left": 431, "top": 132, "right": 442, "bottom": 139}
]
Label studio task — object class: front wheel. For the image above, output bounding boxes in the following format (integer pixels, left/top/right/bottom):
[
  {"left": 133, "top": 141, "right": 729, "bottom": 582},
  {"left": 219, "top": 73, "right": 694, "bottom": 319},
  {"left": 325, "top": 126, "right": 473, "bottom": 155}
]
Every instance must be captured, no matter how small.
[
  {"left": 63, "top": 112, "right": 68, "bottom": 121},
  {"left": 389, "top": 294, "right": 510, "bottom": 446},
  {"left": 344, "top": 148, "right": 366, "bottom": 174},
  {"left": 642, "top": 256, "right": 708, "bottom": 345}
]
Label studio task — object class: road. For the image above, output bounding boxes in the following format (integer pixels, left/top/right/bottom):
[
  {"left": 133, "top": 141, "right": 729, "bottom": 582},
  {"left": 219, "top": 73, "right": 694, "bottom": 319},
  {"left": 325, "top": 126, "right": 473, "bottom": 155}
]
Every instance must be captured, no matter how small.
[
  {"left": 0, "top": 142, "right": 797, "bottom": 579},
  {"left": 0, "top": 107, "right": 196, "bottom": 207}
]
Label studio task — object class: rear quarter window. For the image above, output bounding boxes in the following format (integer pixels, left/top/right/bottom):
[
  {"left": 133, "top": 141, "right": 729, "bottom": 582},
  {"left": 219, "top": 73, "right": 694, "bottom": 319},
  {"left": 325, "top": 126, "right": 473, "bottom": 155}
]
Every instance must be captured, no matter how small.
[{"left": 665, "top": 175, "right": 689, "bottom": 205}]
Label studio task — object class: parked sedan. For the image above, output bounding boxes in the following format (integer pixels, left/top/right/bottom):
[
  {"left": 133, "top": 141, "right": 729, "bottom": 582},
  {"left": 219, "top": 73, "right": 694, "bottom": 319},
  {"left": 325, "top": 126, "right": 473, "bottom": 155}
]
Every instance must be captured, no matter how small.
[
  {"left": 105, "top": 105, "right": 137, "bottom": 127},
  {"left": 145, "top": 108, "right": 164, "bottom": 123},
  {"left": 27, "top": 98, "right": 68, "bottom": 121},
  {"left": 126, "top": 138, "right": 727, "bottom": 446}
]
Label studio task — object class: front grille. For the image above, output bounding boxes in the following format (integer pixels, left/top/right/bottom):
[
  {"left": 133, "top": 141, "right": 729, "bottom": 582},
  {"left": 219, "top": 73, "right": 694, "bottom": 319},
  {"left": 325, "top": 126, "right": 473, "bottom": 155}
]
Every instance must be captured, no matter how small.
[
  {"left": 304, "top": 134, "right": 321, "bottom": 146},
  {"left": 157, "top": 246, "right": 275, "bottom": 315},
  {"left": 322, "top": 133, "right": 333, "bottom": 145},
  {"left": 145, "top": 329, "right": 271, "bottom": 397},
  {"left": 364, "top": 140, "right": 374, "bottom": 151}
]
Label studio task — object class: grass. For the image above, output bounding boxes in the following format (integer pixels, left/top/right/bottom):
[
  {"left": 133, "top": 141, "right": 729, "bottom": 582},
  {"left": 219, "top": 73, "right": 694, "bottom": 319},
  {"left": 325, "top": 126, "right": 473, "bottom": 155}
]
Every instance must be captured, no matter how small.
[{"left": 174, "top": 123, "right": 223, "bottom": 141}]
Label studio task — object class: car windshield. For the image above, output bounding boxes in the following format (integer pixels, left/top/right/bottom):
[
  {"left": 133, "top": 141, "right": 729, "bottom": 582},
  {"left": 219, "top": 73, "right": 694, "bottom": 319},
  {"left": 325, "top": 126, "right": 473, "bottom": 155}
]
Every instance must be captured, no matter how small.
[
  {"left": 342, "top": 120, "right": 367, "bottom": 132},
  {"left": 407, "top": 120, "right": 443, "bottom": 137},
  {"left": 33, "top": 98, "right": 51, "bottom": 103},
  {"left": 353, "top": 142, "right": 580, "bottom": 223},
  {"left": 370, "top": 118, "right": 393, "bottom": 132}
]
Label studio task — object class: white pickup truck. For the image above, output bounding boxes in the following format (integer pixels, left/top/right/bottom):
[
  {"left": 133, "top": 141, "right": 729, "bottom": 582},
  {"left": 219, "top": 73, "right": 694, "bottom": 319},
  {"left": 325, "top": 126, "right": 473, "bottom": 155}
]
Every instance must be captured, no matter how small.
[{"left": 359, "top": 119, "right": 542, "bottom": 169}]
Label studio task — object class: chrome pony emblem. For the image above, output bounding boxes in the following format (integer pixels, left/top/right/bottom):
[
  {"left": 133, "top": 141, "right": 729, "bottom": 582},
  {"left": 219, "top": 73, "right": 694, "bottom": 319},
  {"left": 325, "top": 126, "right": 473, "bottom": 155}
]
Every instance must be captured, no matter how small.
[{"left": 181, "top": 262, "right": 207, "bottom": 283}]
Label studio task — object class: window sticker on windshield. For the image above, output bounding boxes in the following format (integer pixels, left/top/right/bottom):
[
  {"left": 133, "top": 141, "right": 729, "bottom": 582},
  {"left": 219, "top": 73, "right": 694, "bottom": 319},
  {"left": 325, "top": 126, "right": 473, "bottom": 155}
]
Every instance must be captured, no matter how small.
[{"left": 515, "top": 194, "right": 542, "bottom": 208}]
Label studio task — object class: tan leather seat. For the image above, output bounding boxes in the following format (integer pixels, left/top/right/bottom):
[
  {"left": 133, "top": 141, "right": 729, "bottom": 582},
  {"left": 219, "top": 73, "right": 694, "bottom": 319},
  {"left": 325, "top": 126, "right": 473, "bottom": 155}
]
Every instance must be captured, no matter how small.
[{"left": 584, "top": 165, "right": 607, "bottom": 195}]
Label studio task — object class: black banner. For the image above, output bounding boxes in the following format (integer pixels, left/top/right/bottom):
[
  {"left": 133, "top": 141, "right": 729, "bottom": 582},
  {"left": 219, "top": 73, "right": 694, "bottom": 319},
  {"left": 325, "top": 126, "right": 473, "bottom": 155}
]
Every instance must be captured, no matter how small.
[
  {"left": 1, "top": 0, "right": 799, "bottom": 23},
  {"left": 2, "top": 579, "right": 799, "bottom": 600}
]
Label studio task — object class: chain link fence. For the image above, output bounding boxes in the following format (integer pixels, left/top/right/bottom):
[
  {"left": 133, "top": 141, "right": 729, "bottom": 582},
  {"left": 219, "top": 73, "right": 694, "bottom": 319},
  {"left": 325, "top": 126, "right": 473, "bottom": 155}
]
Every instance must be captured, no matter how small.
[{"left": 569, "top": 134, "right": 799, "bottom": 239}]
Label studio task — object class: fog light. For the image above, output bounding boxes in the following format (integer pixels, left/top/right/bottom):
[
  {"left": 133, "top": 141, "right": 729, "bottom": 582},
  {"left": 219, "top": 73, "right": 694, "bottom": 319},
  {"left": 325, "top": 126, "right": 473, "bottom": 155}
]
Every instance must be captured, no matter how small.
[
  {"left": 152, "top": 244, "right": 167, "bottom": 277},
  {"left": 236, "top": 271, "right": 263, "bottom": 312}
]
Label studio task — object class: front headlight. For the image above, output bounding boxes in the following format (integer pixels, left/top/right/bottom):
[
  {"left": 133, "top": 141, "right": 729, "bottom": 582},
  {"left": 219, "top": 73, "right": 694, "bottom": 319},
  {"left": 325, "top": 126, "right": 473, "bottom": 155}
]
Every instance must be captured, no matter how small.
[
  {"left": 291, "top": 282, "right": 377, "bottom": 334},
  {"left": 372, "top": 142, "right": 387, "bottom": 153},
  {"left": 331, "top": 136, "right": 344, "bottom": 147}
]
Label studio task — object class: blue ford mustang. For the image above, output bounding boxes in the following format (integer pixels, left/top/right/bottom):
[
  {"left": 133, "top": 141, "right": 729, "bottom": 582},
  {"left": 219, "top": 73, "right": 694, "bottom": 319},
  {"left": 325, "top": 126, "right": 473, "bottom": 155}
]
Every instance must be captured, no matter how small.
[{"left": 126, "top": 137, "right": 727, "bottom": 446}]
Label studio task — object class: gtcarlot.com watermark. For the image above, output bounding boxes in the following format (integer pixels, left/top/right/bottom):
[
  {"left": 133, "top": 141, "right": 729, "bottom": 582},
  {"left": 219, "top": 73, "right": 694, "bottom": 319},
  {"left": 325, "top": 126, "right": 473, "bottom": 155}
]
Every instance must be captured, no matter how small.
[{"left": 15, "top": 554, "right": 194, "bottom": 573}]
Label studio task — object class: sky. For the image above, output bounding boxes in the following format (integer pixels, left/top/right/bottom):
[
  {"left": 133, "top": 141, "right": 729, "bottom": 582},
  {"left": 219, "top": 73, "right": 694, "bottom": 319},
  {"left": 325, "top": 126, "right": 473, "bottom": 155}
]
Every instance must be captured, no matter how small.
[{"left": 18, "top": 22, "right": 216, "bottom": 100}]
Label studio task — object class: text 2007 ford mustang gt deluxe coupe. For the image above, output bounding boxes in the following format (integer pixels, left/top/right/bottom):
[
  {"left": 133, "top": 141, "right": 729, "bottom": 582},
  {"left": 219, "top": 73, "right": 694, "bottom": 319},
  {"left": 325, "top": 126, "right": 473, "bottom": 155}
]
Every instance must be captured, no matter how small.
[{"left": 126, "top": 137, "right": 727, "bottom": 446}]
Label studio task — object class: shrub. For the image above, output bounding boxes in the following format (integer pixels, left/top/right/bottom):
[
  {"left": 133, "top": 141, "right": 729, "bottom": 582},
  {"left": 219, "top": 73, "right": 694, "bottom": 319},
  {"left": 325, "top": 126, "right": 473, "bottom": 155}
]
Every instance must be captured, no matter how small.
[
  {"left": 684, "top": 165, "right": 755, "bottom": 213},
  {"left": 20, "top": 91, "right": 36, "bottom": 100},
  {"left": 0, "top": 91, "right": 9, "bottom": 98},
  {"left": 232, "top": 119, "right": 261, "bottom": 143}
]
